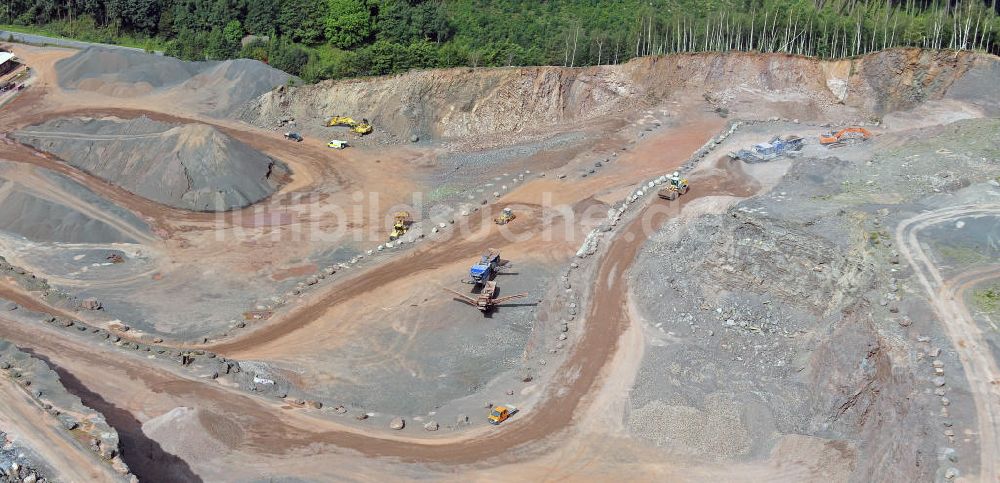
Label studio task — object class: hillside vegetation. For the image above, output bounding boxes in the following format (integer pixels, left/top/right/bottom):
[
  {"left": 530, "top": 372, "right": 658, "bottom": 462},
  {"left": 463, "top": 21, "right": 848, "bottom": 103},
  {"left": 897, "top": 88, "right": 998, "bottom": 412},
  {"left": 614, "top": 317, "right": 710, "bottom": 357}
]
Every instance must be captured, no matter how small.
[{"left": 2, "top": 0, "right": 998, "bottom": 82}]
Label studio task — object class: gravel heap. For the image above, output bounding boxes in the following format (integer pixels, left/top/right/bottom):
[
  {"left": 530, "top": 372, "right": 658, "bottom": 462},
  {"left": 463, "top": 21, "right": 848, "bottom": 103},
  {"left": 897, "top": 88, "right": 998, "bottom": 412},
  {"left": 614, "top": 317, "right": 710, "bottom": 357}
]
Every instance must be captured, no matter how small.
[{"left": 15, "top": 116, "right": 288, "bottom": 211}]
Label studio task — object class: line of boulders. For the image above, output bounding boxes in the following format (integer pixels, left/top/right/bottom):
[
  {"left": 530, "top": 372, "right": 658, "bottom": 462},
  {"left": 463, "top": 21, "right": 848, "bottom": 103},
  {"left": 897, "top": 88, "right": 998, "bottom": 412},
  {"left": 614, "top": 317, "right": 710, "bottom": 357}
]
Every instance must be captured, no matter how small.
[
  {"left": 574, "top": 120, "right": 744, "bottom": 261},
  {"left": 0, "top": 342, "right": 133, "bottom": 480},
  {"left": 915, "top": 334, "right": 961, "bottom": 479},
  {"left": 0, "top": 257, "right": 49, "bottom": 293}
]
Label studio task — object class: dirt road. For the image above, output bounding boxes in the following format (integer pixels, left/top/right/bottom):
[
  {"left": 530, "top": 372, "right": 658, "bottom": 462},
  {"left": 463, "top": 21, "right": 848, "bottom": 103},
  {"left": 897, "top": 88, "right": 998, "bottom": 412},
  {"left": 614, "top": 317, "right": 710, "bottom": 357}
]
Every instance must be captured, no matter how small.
[
  {"left": 895, "top": 205, "right": 1000, "bottom": 482},
  {"left": 0, "top": 163, "right": 750, "bottom": 473}
]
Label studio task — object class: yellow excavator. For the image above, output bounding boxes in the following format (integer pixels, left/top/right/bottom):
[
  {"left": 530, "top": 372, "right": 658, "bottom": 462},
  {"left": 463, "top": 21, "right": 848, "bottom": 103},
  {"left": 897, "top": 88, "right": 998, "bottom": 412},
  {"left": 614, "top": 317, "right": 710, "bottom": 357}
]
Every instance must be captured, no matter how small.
[
  {"left": 389, "top": 211, "right": 411, "bottom": 240},
  {"left": 326, "top": 116, "right": 373, "bottom": 135}
]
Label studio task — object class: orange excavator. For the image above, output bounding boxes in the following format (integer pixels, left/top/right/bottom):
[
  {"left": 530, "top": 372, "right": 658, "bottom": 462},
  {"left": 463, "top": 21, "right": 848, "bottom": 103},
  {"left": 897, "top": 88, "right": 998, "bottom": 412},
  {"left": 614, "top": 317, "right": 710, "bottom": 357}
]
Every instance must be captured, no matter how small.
[{"left": 819, "top": 127, "right": 873, "bottom": 148}]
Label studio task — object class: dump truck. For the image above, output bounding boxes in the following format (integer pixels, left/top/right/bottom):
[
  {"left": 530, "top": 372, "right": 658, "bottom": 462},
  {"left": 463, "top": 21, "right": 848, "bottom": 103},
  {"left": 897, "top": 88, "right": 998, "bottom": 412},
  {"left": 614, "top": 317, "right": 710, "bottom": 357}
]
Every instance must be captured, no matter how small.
[
  {"left": 469, "top": 248, "right": 501, "bottom": 285},
  {"left": 326, "top": 116, "right": 373, "bottom": 135},
  {"left": 819, "top": 127, "right": 872, "bottom": 147},
  {"left": 658, "top": 172, "right": 690, "bottom": 201},
  {"left": 488, "top": 405, "right": 518, "bottom": 425},
  {"left": 494, "top": 207, "right": 515, "bottom": 225},
  {"left": 327, "top": 139, "right": 349, "bottom": 149},
  {"left": 389, "top": 211, "right": 411, "bottom": 240}
]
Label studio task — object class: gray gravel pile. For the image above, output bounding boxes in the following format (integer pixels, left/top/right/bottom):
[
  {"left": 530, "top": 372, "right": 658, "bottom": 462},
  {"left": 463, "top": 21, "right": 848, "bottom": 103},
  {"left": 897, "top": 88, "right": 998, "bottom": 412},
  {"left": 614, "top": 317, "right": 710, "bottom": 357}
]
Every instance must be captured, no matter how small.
[
  {"left": 15, "top": 116, "right": 288, "bottom": 211},
  {"left": 55, "top": 47, "right": 291, "bottom": 116}
]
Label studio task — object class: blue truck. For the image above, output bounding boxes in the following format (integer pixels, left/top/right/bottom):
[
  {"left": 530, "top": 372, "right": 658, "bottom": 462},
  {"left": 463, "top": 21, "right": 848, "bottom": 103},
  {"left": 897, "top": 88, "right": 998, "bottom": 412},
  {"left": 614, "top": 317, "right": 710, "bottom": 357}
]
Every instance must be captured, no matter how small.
[{"left": 470, "top": 248, "right": 501, "bottom": 285}]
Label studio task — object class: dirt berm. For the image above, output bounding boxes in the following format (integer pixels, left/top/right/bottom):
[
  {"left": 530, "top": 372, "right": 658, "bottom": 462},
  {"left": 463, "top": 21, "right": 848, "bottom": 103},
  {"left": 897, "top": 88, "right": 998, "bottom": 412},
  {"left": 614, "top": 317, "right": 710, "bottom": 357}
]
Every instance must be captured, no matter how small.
[
  {"left": 0, "top": 338, "right": 130, "bottom": 478},
  {"left": 238, "top": 49, "right": 993, "bottom": 142},
  {"left": 55, "top": 47, "right": 292, "bottom": 116},
  {"left": 14, "top": 116, "right": 288, "bottom": 211}
]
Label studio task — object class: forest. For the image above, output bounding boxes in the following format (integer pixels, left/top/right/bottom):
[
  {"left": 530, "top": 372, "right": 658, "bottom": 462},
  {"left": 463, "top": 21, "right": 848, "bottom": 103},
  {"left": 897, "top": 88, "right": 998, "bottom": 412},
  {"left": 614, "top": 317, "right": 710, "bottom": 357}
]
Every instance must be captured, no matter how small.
[{"left": 2, "top": 0, "right": 998, "bottom": 82}]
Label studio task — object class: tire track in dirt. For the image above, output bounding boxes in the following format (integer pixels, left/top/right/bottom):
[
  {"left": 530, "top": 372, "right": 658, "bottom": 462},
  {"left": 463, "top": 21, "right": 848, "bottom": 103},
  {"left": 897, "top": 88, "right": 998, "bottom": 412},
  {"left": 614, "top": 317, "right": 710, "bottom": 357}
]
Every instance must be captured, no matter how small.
[{"left": 896, "top": 205, "right": 1000, "bottom": 482}]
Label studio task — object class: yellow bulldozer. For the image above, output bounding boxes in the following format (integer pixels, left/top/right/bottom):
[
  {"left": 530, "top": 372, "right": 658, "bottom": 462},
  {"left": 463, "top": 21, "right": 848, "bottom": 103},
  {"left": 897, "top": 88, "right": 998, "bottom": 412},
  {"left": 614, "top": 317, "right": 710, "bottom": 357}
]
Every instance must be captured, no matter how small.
[
  {"left": 389, "top": 211, "right": 411, "bottom": 240},
  {"left": 326, "top": 116, "right": 373, "bottom": 135},
  {"left": 494, "top": 207, "right": 516, "bottom": 225}
]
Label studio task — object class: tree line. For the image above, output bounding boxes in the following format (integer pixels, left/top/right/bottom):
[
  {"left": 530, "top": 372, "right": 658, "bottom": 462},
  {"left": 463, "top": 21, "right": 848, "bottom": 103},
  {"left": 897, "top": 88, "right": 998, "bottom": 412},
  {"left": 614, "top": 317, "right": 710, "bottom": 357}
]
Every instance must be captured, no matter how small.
[{"left": 2, "top": 0, "right": 998, "bottom": 82}]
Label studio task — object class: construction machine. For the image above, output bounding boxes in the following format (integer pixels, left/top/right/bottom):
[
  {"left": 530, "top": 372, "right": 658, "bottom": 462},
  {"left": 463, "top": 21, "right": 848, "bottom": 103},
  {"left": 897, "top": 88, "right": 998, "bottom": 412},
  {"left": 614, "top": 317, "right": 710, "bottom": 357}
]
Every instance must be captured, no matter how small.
[
  {"left": 487, "top": 405, "right": 518, "bottom": 425},
  {"left": 389, "top": 211, "right": 411, "bottom": 240},
  {"left": 326, "top": 116, "right": 373, "bottom": 135},
  {"left": 658, "top": 172, "right": 690, "bottom": 201},
  {"left": 819, "top": 127, "right": 872, "bottom": 148},
  {"left": 444, "top": 281, "right": 527, "bottom": 313},
  {"left": 730, "top": 135, "right": 804, "bottom": 162},
  {"left": 494, "top": 207, "right": 516, "bottom": 225},
  {"left": 469, "top": 248, "right": 501, "bottom": 285}
]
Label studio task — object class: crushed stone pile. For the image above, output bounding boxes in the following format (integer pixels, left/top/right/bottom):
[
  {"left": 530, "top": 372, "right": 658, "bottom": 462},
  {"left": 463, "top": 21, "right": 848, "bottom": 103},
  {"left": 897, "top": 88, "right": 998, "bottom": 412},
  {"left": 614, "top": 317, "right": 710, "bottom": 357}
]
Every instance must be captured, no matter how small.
[
  {"left": 55, "top": 47, "right": 292, "bottom": 116},
  {"left": 15, "top": 116, "right": 288, "bottom": 211}
]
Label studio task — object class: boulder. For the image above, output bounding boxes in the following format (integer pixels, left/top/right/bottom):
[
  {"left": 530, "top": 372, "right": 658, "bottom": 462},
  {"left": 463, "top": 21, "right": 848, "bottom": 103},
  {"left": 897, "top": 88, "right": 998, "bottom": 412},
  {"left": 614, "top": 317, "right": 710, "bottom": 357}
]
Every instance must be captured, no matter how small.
[
  {"left": 389, "top": 417, "right": 405, "bottom": 430},
  {"left": 80, "top": 298, "right": 103, "bottom": 310}
]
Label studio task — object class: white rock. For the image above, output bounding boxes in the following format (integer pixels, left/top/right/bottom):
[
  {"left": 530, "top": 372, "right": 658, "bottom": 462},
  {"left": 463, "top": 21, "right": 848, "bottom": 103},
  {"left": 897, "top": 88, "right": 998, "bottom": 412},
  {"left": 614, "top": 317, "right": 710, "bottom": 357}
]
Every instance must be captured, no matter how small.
[{"left": 389, "top": 417, "right": 405, "bottom": 430}]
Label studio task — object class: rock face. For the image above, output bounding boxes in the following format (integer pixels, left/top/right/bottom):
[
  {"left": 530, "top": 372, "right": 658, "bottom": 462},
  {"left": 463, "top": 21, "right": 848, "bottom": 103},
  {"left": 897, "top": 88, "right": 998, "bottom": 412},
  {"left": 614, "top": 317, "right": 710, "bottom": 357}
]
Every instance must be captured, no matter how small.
[
  {"left": 239, "top": 49, "right": 990, "bottom": 142},
  {"left": 15, "top": 116, "right": 288, "bottom": 211}
]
